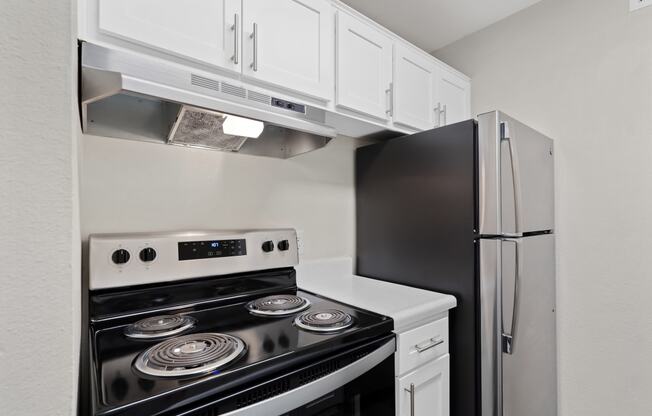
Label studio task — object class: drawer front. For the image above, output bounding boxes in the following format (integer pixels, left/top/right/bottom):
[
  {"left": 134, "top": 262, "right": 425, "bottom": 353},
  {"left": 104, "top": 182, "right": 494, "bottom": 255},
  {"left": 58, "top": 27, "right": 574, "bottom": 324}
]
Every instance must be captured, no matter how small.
[{"left": 397, "top": 317, "right": 448, "bottom": 376}]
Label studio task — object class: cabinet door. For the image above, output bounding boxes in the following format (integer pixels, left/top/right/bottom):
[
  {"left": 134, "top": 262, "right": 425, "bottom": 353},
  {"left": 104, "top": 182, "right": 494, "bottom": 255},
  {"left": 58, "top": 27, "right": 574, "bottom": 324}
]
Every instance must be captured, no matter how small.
[
  {"left": 393, "top": 43, "right": 438, "bottom": 130},
  {"left": 98, "top": 0, "right": 241, "bottom": 72},
  {"left": 435, "top": 66, "right": 471, "bottom": 126},
  {"left": 397, "top": 354, "right": 450, "bottom": 416},
  {"left": 336, "top": 11, "right": 393, "bottom": 121},
  {"left": 242, "top": 0, "right": 334, "bottom": 101}
]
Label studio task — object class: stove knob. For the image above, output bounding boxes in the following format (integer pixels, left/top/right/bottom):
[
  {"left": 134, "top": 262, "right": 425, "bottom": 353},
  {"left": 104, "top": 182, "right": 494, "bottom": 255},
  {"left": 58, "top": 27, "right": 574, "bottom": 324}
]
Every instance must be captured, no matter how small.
[
  {"left": 111, "top": 249, "right": 130, "bottom": 265},
  {"left": 262, "top": 241, "right": 275, "bottom": 253},
  {"left": 277, "top": 240, "right": 290, "bottom": 251},
  {"left": 139, "top": 247, "right": 157, "bottom": 262}
]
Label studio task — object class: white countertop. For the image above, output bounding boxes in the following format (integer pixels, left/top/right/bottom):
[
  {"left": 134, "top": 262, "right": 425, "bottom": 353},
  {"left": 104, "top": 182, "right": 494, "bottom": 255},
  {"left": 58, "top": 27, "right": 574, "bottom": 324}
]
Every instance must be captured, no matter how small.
[{"left": 296, "top": 257, "right": 457, "bottom": 333}]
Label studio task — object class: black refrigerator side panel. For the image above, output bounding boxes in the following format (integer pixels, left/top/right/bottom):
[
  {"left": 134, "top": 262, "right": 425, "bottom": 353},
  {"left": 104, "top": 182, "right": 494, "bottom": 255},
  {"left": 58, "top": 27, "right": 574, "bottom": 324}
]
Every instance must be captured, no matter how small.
[{"left": 356, "top": 120, "right": 479, "bottom": 416}]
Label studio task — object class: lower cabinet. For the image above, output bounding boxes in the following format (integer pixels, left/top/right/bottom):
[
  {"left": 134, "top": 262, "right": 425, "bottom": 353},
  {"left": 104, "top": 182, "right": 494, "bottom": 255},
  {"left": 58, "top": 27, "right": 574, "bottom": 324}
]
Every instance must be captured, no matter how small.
[{"left": 397, "top": 354, "right": 450, "bottom": 416}]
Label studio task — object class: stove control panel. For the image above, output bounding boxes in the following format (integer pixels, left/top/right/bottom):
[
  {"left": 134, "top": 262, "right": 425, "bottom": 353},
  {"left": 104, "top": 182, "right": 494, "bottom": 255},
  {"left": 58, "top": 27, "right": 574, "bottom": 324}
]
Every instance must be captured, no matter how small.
[
  {"left": 178, "top": 239, "right": 246, "bottom": 261},
  {"left": 89, "top": 229, "right": 299, "bottom": 290}
]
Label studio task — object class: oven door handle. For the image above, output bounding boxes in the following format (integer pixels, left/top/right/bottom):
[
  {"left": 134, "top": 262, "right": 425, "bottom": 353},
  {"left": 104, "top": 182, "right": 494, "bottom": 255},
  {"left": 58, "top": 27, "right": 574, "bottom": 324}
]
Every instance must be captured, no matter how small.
[{"left": 220, "top": 338, "right": 396, "bottom": 416}]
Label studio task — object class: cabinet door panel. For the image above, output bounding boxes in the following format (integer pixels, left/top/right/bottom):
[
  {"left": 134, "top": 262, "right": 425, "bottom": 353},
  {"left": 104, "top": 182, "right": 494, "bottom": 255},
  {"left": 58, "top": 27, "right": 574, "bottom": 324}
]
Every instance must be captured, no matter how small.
[
  {"left": 394, "top": 44, "right": 437, "bottom": 130},
  {"left": 98, "top": 0, "right": 241, "bottom": 72},
  {"left": 242, "top": 0, "right": 333, "bottom": 100},
  {"left": 398, "top": 354, "right": 450, "bottom": 416},
  {"left": 336, "top": 11, "right": 392, "bottom": 120},
  {"left": 436, "top": 67, "right": 471, "bottom": 125}
]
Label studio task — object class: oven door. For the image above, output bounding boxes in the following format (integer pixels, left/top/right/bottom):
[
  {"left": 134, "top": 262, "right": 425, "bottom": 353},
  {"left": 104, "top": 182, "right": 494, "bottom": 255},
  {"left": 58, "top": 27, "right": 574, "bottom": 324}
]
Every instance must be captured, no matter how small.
[
  {"left": 284, "top": 342, "right": 395, "bottom": 416},
  {"left": 183, "top": 335, "right": 396, "bottom": 416}
]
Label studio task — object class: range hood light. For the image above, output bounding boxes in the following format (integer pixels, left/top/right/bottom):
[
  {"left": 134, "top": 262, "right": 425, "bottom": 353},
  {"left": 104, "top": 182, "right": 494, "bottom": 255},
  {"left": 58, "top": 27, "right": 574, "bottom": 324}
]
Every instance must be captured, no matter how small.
[{"left": 223, "top": 115, "right": 265, "bottom": 139}]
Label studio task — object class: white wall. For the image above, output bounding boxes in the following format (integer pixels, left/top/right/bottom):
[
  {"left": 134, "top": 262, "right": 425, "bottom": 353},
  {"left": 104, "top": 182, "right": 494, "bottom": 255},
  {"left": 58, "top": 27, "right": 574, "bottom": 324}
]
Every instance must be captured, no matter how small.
[
  {"left": 81, "top": 135, "right": 362, "bottom": 260},
  {"left": 0, "top": 1, "right": 80, "bottom": 415},
  {"left": 436, "top": 0, "right": 652, "bottom": 414}
]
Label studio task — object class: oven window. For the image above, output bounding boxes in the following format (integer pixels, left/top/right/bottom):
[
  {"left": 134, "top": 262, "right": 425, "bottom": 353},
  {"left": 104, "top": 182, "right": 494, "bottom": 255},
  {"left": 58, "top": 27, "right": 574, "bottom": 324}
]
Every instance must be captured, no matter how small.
[{"left": 283, "top": 355, "right": 395, "bottom": 416}]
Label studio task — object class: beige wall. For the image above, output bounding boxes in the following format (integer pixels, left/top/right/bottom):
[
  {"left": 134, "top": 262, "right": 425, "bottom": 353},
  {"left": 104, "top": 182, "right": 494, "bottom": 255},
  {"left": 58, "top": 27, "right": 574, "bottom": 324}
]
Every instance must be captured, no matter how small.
[
  {"left": 0, "top": 1, "right": 80, "bottom": 415},
  {"left": 436, "top": 0, "right": 652, "bottom": 414},
  {"left": 81, "top": 135, "right": 361, "bottom": 261}
]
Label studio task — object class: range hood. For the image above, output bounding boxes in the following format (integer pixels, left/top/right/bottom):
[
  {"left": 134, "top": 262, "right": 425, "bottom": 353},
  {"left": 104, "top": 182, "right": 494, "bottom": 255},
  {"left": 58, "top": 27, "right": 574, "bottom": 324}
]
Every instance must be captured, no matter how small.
[{"left": 80, "top": 42, "right": 335, "bottom": 159}]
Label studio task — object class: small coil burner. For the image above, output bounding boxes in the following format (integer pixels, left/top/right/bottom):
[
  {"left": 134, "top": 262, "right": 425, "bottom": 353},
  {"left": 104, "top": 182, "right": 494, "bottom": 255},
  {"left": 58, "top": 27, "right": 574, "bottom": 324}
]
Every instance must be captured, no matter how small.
[
  {"left": 246, "top": 294, "right": 311, "bottom": 317},
  {"left": 294, "top": 309, "right": 354, "bottom": 333},
  {"left": 124, "top": 314, "right": 196, "bottom": 340},
  {"left": 133, "top": 333, "right": 246, "bottom": 378}
]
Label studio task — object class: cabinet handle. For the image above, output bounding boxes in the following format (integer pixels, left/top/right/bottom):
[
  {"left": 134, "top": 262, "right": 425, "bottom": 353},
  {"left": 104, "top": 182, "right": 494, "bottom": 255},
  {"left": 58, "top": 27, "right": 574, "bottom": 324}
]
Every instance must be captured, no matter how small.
[
  {"left": 231, "top": 14, "right": 239, "bottom": 64},
  {"left": 404, "top": 383, "right": 415, "bottom": 416},
  {"left": 434, "top": 103, "right": 442, "bottom": 127},
  {"left": 414, "top": 337, "right": 444, "bottom": 353},
  {"left": 441, "top": 104, "right": 447, "bottom": 125},
  {"left": 250, "top": 22, "right": 258, "bottom": 71},
  {"left": 385, "top": 83, "right": 394, "bottom": 117}
]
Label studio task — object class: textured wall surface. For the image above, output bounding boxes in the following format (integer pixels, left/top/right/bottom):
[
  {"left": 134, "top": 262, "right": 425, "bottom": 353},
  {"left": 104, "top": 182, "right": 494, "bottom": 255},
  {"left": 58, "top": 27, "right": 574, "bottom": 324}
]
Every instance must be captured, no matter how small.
[
  {"left": 0, "top": 1, "right": 80, "bottom": 415},
  {"left": 81, "top": 135, "right": 361, "bottom": 260},
  {"left": 436, "top": 0, "right": 652, "bottom": 414}
]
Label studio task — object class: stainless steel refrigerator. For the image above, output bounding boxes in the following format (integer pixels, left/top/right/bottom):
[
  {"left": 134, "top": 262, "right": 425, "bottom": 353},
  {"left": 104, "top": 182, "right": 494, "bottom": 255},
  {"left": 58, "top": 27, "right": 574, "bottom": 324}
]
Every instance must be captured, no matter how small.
[{"left": 356, "top": 111, "right": 557, "bottom": 416}]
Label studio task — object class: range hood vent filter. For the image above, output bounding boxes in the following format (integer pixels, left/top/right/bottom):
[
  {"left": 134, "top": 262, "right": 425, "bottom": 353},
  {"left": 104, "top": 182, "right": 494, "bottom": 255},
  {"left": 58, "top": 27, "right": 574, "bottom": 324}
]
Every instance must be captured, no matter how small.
[{"left": 168, "top": 106, "right": 247, "bottom": 152}]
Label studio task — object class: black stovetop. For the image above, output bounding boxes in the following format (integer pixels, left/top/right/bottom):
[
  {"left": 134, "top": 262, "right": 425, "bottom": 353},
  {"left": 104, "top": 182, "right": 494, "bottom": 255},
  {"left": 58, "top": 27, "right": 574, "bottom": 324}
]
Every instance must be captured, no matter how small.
[{"left": 88, "top": 271, "right": 393, "bottom": 416}]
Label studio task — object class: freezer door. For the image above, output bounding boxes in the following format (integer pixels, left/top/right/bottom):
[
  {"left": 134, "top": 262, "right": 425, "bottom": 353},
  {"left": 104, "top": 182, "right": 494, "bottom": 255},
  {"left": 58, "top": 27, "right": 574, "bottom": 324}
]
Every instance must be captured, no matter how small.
[
  {"left": 479, "top": 239, "right": 500, "bottom": 416},
  {"left": 478, "top": 111, "right": 554, "bottom": 236},
  {"left": 501, "top": 234, "right": 557, "bottom": 416}
]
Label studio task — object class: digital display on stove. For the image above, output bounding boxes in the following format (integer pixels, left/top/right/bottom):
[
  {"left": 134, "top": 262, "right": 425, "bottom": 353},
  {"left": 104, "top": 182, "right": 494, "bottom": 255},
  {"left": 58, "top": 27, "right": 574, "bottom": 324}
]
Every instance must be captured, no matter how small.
[{"left": 178, "top": 239, "right": 247, "bottom": 261}]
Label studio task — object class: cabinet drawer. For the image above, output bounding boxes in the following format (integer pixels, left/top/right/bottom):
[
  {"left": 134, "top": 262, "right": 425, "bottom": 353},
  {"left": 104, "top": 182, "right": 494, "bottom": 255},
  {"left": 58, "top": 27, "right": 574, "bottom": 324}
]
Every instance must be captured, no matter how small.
[{"left": 397, "top": 317, "right": 448, "bottom": 376}]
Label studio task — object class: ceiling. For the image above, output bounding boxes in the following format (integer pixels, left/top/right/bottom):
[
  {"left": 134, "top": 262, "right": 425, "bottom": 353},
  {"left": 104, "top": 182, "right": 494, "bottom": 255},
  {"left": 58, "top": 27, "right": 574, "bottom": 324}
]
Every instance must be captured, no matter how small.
[{"left": 340, "top": 0, "right": 542, "bottom": 52}]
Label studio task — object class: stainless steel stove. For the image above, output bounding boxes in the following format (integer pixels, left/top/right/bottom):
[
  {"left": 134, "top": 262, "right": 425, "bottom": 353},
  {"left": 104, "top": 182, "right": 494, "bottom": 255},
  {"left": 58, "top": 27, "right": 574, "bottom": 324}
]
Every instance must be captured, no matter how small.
[{"left": 81, "top": 229, "right": 395, "bottom": 416}]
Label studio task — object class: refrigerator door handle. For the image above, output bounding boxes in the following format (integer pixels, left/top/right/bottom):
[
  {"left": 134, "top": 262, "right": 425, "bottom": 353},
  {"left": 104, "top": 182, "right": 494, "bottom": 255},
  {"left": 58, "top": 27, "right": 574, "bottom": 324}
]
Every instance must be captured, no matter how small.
[
  {"left": 501, "top": 122, "right": 523, "bottom": 235},
  {"left": 502, "top": 238, "right": 521, "bottom": 355}
]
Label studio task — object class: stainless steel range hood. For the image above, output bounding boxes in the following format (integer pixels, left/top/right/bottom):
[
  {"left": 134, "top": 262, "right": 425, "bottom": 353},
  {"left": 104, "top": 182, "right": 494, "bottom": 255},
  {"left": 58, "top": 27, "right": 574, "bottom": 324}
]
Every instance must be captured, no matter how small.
[{"left": 80, "top": 42, "right": 334, "bottom": 159}]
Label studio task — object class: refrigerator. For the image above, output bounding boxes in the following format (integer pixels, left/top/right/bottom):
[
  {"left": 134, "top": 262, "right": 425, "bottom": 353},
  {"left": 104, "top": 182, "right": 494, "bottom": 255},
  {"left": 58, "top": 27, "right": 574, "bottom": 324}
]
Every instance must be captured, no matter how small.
[{"left": 355, "top": 111, "right": 556, "bottom": 416}]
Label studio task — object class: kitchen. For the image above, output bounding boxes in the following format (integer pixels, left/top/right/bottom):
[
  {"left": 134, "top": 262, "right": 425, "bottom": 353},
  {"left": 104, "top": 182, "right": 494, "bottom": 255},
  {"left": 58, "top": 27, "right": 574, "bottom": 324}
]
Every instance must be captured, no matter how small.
[{"left": 2, "top": 0, "right": 652, "bottom": 415}]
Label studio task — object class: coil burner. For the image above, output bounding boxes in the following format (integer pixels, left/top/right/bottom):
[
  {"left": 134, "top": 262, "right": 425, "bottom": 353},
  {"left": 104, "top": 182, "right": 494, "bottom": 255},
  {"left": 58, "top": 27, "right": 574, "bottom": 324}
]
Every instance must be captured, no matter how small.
[
  {"left": 246, "top": 294, "right": 311, "bottom": 317},
  {"left": 294, "top": 309, "right": 354, "bottom": 333},
  {"left": 124, "top": 314, "right": 196, "bottom": 340},
  {"left": 133, "top": 333, "right": 246, "bottom": 378}
]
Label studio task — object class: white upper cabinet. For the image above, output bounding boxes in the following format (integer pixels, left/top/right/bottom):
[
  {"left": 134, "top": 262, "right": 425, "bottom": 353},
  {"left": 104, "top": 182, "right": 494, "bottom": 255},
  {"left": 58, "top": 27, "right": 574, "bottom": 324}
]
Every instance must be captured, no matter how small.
[
  {"left": 435, "top": 66, "right": 471, "bottom": 126},
  {"left": 397, "top": 354, "right": 450, "bottom": 416},
  {"left": 241, "top": 0, "right": 334, "bottom": 101},
  {"left": 393, "top": 43, "right": 438, "bottom": 131},
  {"left": 335, "top": 10, "right": 393, "bottom": 121},
  {"left": 81, "top": 0, "right": 470, "bottom": 134},
  {"left": 97, "top": 0, "right": 241, "bottom": 73}
]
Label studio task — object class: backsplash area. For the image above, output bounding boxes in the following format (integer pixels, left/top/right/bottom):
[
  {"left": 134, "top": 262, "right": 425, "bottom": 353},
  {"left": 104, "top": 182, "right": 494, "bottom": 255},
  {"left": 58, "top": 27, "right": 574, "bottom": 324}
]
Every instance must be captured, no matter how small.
[{"left": 80, "top": 134, "right": 365, "bottom": 260}]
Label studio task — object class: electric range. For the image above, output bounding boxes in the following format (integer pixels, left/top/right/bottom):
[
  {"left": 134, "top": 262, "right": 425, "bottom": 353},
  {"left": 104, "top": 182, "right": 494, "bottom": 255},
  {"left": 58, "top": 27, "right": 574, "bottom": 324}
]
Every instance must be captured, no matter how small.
[{"left": 82, "top": 229, "right": 396, "bottom": 416}]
